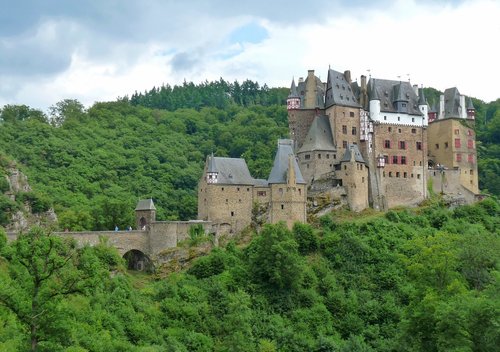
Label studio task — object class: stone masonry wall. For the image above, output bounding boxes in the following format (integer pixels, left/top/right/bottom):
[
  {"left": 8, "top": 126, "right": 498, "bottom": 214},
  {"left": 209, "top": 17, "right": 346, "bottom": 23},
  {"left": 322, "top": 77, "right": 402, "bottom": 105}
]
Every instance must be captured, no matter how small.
[{"left": 326, "top": 105, "right": 361, "bottom": 157}]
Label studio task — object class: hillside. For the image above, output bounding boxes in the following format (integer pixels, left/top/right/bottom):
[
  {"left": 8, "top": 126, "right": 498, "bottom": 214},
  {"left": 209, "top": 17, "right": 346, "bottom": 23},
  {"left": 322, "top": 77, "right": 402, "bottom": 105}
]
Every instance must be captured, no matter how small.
[
  {"left": 1, "top": 199, "right": 499, "bottom": 351},
  {"left": 0, "top": 84, "right": 289, "bottom": 230}
]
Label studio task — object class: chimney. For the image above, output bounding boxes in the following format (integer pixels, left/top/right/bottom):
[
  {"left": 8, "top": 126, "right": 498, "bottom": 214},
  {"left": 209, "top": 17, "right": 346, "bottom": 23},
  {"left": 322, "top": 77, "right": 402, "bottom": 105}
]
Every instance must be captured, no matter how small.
[
  {"left": 413, "top": 84, "right": 418, "bottom": 96},
  {"left": 361, "top": 75, "right": 367, "bottom": 92},
  {"left": 307, "top": 70, "right": 315, "bottom": 79},
  {"left": 298, "top": 77, "right": 304, "bottom": 83},
  {"left": 344, "top": 70, "right": 351, "bottom": 84}
]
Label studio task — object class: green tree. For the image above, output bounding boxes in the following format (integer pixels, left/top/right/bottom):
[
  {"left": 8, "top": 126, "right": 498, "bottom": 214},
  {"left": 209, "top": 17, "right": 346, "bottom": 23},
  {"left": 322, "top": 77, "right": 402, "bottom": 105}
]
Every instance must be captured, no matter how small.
[{"left": 0, "top": 227, "right": 120, "bottom": 351}]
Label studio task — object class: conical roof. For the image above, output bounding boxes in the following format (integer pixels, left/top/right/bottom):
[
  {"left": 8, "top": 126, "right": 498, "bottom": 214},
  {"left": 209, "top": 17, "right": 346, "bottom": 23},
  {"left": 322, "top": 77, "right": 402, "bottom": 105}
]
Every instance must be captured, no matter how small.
[
  {"left": 467, "top": 97, "right": 474, "bottom": 110},
  {"left": 340, "top": 144, "right": 366, "bottom": 164},
  {"left": 288, "top": 78, "right": 299, "bottom": 98}
]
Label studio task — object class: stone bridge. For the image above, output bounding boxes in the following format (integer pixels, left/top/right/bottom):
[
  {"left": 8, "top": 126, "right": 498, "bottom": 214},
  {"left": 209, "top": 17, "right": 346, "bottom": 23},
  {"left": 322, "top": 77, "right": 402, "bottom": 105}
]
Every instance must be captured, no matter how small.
[{"left": 6, "top": 220, "right": 213, "bottom": 271}]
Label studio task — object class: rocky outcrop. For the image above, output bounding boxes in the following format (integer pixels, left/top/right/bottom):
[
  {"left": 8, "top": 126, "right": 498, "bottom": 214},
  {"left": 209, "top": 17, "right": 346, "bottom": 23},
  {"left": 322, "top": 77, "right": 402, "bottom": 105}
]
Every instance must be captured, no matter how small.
[{"left": 1, "top": 164, "right": 57, "bottom": 232}]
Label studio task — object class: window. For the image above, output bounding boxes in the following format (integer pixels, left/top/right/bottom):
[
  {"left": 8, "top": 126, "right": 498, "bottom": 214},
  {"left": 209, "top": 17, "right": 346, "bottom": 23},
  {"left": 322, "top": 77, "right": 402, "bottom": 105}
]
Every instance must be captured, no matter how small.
[
  {"left": 237, "top": 187, "right": 240, "bottom": 191},
  {"left": 470, "top": 169, "right": 473, "bottom": 175},
  {"left": 384, "top": 155, "right": 389, "bottom": 165},
  {"left": 279, "top": 188, "right": 283, "bottom": 195},
  {"left": 281, "top": 204, "right": 284, "bottom": 210},
  {"left": 399, "top": 141, "right": 406, "bottom": 149},
  {"left": 468, "top": 139, "right": 474, "bottom": 149},
  {"left": 305, "top": 154, "right": 311, "bottom": 160},
  {"left": 398, "top": 116, "right": 401, "bottom": 121},
  {"left": 404, "top": 172, "right": 407, "bottom": 178},
  {"left": 468, "top": 154, "right": 474, "bottom": 163},
  {"left": 454, "top": 129, "right": 460, "bottom": 135},
  {"left": 384, "top": 116, "right": 387, "bottom": 121},
  {"left": 411, "top": 128, "right": 416, "bottom": 134},
  {"left": 445, "top": 142, "right": 449, "bottom": 148},
  {"left": 417, "top": 174, "right": 421, "bottom": 179},
  {"left": 326, "top": 154, "right": 330, "bottom": 159},
  {"left": 435, "top": 143, "right": 439, "bottom": 149},
  {"left": 456, "top": 153, "right": 462, "bottom": 162},
  {"left": 318, "top": 153, "right": 321, "bottom": 159},
  {"left": 388, "top": 126, "right": 392, "bottom": 132},
  {"left": 416, "top": 141, "right": 422, "bottom": 150},
  {"left": 389, "top": 172, "right": 393, "bottom": 177},
  {"left": 343, "top": 141, "right": 348, "bottom": 148},
  {"left": 396, "top": 172, "right": 400, "bottom": 177},
  {"left": 350, "top": 111, "right": 355, "bottom": 117},
  {"left": 231, "top": 211, "right": 234, "bottom": 217},
  {"left": 392, "top": 156, "right": 398, "bottom": 164},
  {"left": 467, "top": 130, "right": 473, "bottom": 136},
  {"left": 334, "top": 154, "right": 337, "bottom": 159},
  {"left": 412, "top": 118, "right": 415, "bottom": 122},
  {"left": 384, "top": 140, "right": 391, "bottom": 148},
  {"left": 247, "top": 188, "right": 250, "bottom": 191},
  {"left": 352, "top": 126, "right": 357, "bottom": 135},
  {"left": 257, "top": 191, "right": 266, "bottom": 196},
  {"left": 455, "top": 138, "right": 461, "bottom": 148},
  {"left": 298, "top": 188, "right": 301, "bottom": 195},
  {"left": 342, "top": 125, "right": 347, "bottom": 134},
  {"left": 398, "top": 128, "right": 402, "bottom": 133},
  {"left": 362, "top": 177, "right": 365, "bottom": 183},
  {"left": 402, "top": 103, "right": 407, "bottom": 107},
  {"left": 401, "top": 156, "right": 407, "bottom": 164},
  {"left": 221, "top": 187, "right": 224, "bottom": 191}
]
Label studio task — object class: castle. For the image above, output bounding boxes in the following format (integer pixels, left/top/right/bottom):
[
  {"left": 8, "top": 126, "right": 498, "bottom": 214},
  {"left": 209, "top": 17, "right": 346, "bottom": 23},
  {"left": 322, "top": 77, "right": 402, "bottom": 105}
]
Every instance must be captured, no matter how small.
[{"left": 197, "top": 67, "right": 480, "bottom": 231}]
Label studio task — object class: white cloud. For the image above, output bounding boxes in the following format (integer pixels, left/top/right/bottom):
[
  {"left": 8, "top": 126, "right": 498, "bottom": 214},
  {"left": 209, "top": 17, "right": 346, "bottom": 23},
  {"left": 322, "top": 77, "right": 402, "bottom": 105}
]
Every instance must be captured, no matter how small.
[{"left": 0, "top": 0, "right": 498, "bottom": 112}]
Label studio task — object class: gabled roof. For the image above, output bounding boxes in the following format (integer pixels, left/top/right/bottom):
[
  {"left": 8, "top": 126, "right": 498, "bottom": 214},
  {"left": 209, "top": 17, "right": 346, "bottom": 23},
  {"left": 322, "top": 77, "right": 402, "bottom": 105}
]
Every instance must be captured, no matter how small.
[
  {"left": 135, "top": 199, "right": 156, "bottom": 211},
  {"left": 340, "top": 144, "right": 366, "bottom": 164},
  {"left": 206, "top": 156, "right": 255, "bottom": 185},
  {"left": 268, "top": 139, "right": 306, "bottom": 184},
  {"left": 298, "top": 115, "right": 335, "bottom": 153},
  {"left": 368, "top": 78, "right": 422, "bottom": 116},
  {"left": 325, "top": 69, "right": 360, "bottom": 108}
]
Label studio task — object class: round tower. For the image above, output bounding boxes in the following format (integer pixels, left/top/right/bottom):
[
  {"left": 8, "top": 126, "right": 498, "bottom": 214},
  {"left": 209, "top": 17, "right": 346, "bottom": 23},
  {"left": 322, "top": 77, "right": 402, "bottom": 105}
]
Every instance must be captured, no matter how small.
[
  {"left": 287, "top": 78, "right": 301, "bottom": 110},
  {"left": 369, "top": 79, "right": 381, "bottom": 120},
  {"left": 418, "top": 87, "right": 428, "bottom": 119}
]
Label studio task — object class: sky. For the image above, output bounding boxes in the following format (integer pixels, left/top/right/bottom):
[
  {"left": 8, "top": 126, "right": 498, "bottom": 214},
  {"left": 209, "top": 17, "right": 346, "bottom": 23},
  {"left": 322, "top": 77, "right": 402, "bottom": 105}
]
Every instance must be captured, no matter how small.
[{"left": 0, "top": 0, "right": 499, "bottom": 112}]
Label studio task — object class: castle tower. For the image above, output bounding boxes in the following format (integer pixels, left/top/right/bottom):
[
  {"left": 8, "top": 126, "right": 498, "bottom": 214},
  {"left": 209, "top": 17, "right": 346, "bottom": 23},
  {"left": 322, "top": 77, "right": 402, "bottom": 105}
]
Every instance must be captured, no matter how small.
[
  {"left": 369, "top": 79, "right": 381, "bottom": 120},
  {"left": 418, "top": 87, "right": 428, "bottom": 118},
  {"left": 287, "top": 78, "right": 301, "bottom": 110},
  {"left": 339, "top": 144, "right": 369, "bottom": 212},
  {"left": 135, "top": 199, "right": 156, "bottom": 230},
  {"left": 268, "top": 139, "right": 307, "bottom": 228},
  {"left": 392, "top": 81, "right": 409, "bottom": 113}
]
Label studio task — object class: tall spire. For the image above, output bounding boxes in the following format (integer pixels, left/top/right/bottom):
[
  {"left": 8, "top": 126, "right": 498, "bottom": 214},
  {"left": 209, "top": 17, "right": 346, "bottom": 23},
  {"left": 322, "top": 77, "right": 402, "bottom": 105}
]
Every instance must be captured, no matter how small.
[
  {"left": 288, "top": 77, "right": 299, "bottom": 98},
  {"left": 418, "top": 87, "right": 427, "bottom": 105}
]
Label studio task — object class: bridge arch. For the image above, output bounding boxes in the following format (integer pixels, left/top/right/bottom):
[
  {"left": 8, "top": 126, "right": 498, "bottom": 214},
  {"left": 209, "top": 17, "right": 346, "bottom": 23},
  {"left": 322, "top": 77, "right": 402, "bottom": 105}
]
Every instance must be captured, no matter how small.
[{"left": 123, "top": 249, "right": 154, "bottom": 272}]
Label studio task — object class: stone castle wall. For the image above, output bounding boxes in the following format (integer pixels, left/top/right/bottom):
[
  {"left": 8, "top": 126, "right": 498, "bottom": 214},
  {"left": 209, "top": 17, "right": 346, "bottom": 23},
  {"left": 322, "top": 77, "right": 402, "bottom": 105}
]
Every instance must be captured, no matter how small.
[
  {"left": 326, "top": 105, "right": 361, "bottom": 157},
  {"left": 288, "top": 109, "right": 321, "bottom": 149}
]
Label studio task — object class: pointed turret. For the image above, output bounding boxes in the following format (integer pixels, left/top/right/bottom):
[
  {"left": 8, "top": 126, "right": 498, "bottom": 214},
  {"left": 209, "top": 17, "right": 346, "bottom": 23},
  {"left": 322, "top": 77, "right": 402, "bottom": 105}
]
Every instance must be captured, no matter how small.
[
  {"left": 418, "top": 87, "right": 428, "bottom": 118},
  {"left": 206, "top": 153, "right": 218, "bottom": 183},
  {"left": 369, "top": 79, "right": 381, "bottom": 120},
  {"left": 287, "top": 78, "right": 301, "bottom": 110}
]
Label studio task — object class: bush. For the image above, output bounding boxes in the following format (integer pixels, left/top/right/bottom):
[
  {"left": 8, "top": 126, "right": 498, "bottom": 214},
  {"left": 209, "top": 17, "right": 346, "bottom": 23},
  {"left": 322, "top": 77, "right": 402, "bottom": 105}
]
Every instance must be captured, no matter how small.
[
  {"left": 0, "top": 176, "right": 9, "bottom": 193},
  {"left": 17, "top": 191, "right": 51, "bottom": 213}
]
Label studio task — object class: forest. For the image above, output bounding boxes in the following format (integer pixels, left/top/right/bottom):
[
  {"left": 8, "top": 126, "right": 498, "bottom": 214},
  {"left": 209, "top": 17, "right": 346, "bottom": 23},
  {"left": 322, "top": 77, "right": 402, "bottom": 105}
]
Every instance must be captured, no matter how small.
[
  {"left": 1, "top": 198, "right": 499, "bottom": 351},
  {"left": 0, "top": 80, "right": 499, "bottom": 231},
  {"left": 0, "top": 79, "right": 499, "bottom": 351}
]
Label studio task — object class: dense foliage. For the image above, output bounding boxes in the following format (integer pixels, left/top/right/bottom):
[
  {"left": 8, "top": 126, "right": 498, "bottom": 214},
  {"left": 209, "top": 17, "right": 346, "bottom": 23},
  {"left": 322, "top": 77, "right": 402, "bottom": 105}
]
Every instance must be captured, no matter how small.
[
  {"left": 0, "top": 97, "right": 288, "bottom": 230},
  {"left": 1, "top": 200, "right": 499, "bottom": 351}
]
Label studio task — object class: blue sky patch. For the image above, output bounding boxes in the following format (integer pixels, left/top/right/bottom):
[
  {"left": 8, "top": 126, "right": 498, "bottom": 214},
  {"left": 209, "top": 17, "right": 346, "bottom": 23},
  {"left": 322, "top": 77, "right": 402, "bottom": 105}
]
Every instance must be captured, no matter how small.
[{"left": 229, "top": 22, "right": 268, "bottom": 45}]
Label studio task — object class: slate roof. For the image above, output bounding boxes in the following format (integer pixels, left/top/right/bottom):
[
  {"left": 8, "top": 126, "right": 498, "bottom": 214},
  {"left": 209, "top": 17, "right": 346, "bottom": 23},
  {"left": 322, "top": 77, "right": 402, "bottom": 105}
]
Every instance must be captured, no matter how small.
[
  {"left": 467, "top": 97, "right": 474, "bottom": 110},
  {"left": 418, "top": 87, "right": 427, "bottom": 105},
  {"left": 368, "top": 78, "right": 422, "bottom": 115},
  {"left": 340, "top": 144, "right": 366, "bottom": 164},
  {"left": 442, "top": 87, "right": 462, "bottom": 118},
  {"left": 135, "top": 199, "right": 156, "bottom": 211},
  {"left": 254, "top": 179, "right": 269, "bottom": 187},
  {"left": 206, "top": 156, "right": 255, "bottom": 185},
  {"left": 298, "top": 115, "right": 336, "bottom": 153},
  {"left": 288, "top": 78, "right": 299, "bottom": 98},
  {"left": 268, "top": 139, "right": 306, "bottom": 184},
  {"left": 325, "top": 69, "right": 360, "bottom": 108}
]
